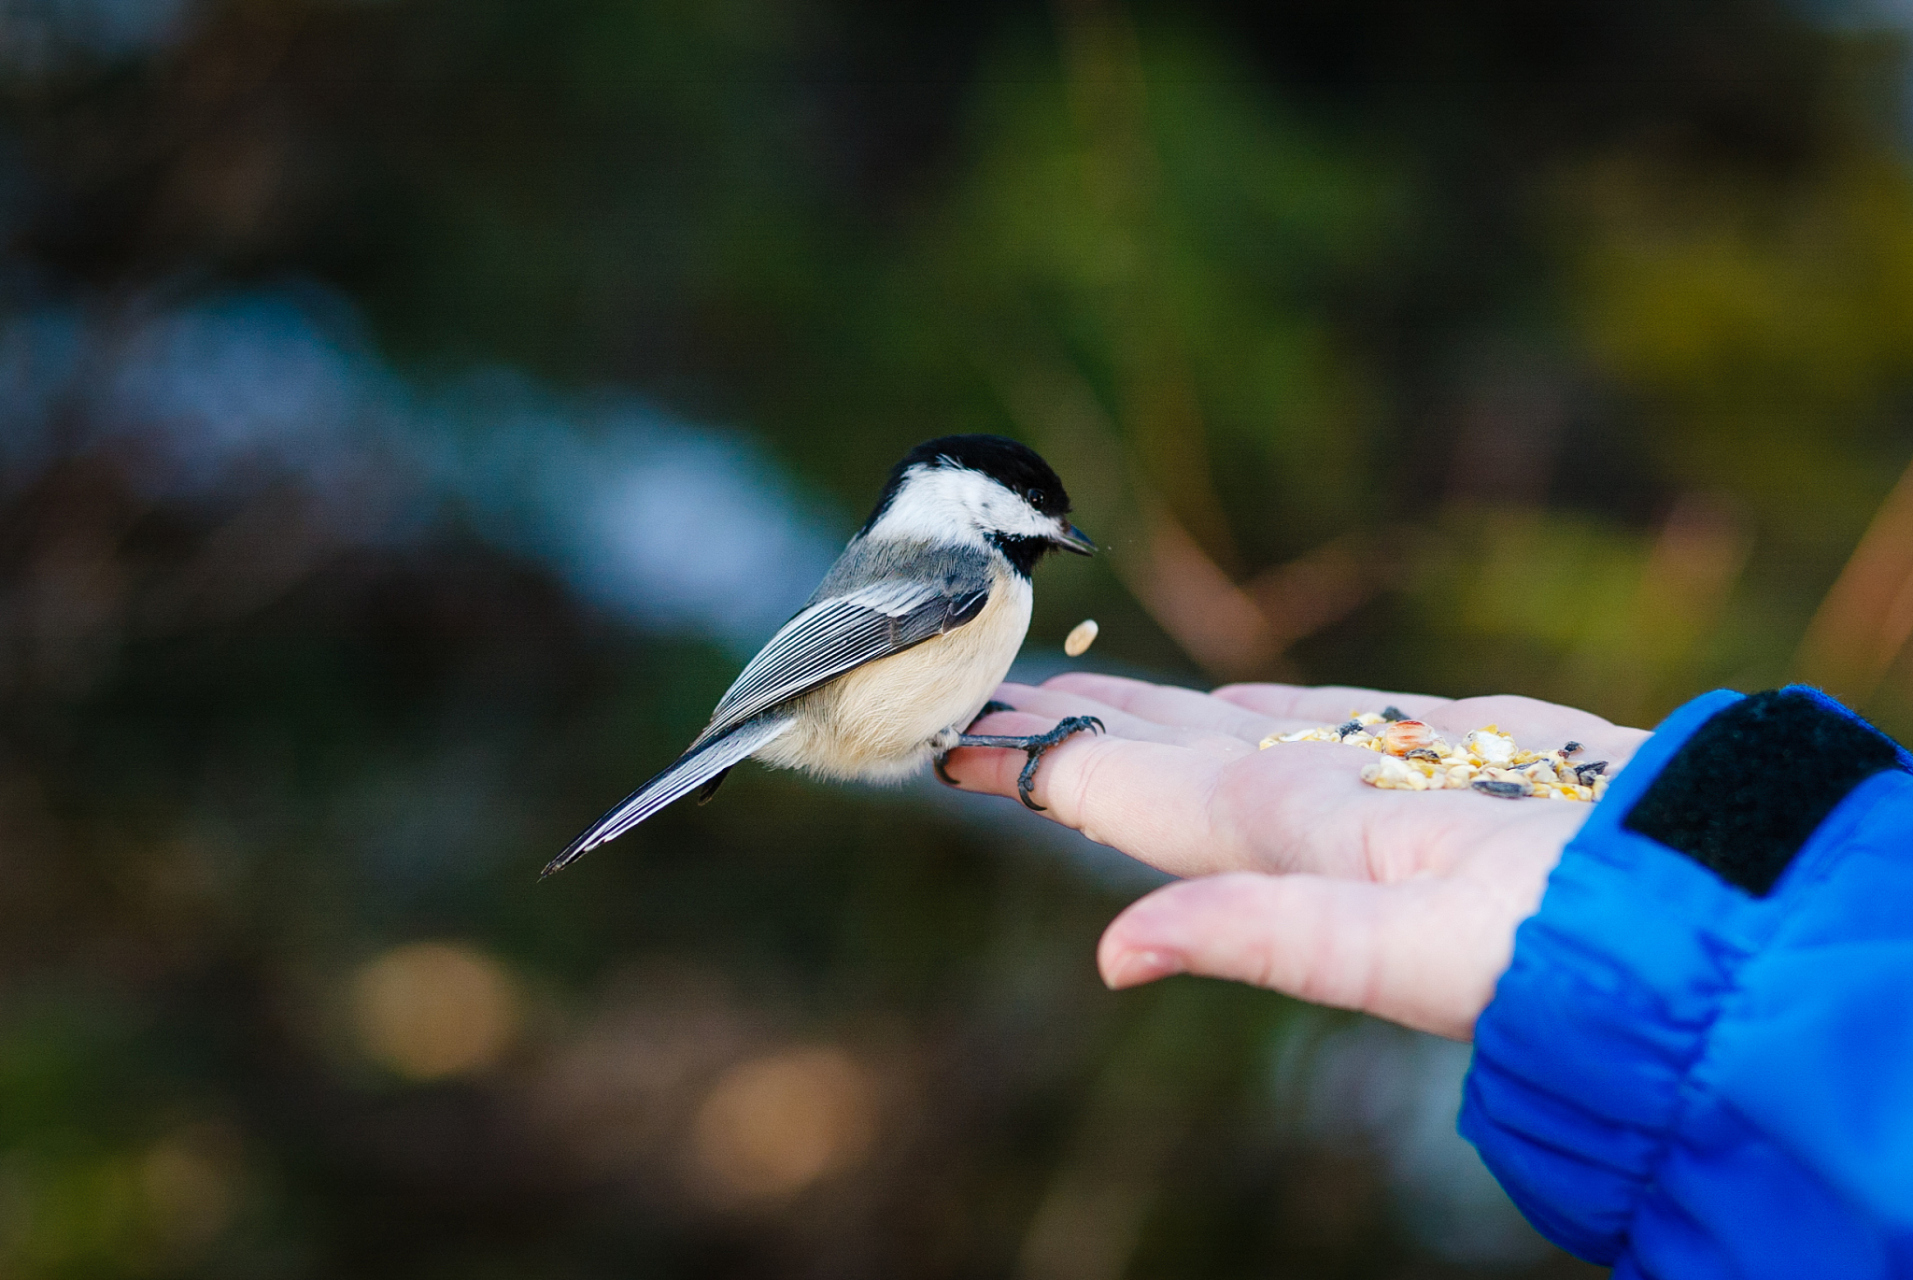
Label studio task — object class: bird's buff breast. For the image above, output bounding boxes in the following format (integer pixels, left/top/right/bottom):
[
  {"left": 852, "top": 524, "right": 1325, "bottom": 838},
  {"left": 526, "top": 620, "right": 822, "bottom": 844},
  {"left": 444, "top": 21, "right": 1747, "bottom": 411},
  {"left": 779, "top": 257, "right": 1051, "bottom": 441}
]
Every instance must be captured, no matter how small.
[{"left": 755, "top": 574, "right": 1033, "bottom": 782}]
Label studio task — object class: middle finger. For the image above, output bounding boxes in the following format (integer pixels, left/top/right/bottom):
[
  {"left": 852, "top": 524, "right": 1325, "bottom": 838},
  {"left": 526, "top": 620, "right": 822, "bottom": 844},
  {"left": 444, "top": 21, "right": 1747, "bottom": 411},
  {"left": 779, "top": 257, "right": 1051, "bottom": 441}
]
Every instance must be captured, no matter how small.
[
  {"left": 992, "top": 681, "right": 1260, "bottom": 757},
  {"left": 1035, "top": 673, "right": 1288, "bottom": 745}
]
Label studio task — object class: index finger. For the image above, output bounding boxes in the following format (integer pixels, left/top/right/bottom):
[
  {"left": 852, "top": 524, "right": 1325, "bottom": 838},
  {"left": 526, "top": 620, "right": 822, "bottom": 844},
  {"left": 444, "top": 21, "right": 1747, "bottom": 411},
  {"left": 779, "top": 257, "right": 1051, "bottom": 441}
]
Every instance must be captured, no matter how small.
[
  {"left": 941, "top": 708, "right": 1233, "bottom": 876},
  {"left": 1034, "top": 673, "right": 1285, "bottom": 744}
]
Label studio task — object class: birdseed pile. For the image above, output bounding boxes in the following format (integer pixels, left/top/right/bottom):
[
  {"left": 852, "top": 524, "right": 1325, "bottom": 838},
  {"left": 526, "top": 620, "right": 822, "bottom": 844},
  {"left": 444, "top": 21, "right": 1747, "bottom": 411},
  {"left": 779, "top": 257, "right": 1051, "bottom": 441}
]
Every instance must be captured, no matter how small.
[{"left": 1259, "top": 707, "right": 1610, "bottom": 802}]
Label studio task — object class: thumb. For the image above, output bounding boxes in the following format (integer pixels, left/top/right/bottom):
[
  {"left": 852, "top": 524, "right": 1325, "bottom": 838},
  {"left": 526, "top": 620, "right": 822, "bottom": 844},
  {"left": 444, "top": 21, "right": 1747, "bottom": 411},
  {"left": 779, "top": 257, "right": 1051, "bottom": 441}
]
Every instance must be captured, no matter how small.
[{"left": 1096, "top": 872, "right": 1492, "bottom": 1040}]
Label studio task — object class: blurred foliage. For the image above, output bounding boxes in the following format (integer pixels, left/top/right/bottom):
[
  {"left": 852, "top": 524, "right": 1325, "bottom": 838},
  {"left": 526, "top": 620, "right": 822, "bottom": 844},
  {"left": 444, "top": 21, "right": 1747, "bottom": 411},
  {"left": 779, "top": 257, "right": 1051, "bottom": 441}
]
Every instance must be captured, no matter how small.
[{"left": 4, "top": 0, "right": 1913, "bottom": 1275}]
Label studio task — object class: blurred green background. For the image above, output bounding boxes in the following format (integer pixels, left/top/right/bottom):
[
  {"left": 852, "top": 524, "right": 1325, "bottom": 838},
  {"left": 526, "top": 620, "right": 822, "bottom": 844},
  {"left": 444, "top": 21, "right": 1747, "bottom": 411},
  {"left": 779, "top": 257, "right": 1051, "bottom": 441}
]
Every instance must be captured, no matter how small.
[{"left": 3, "top": 0, "right": 1913, "bottom": 1275}]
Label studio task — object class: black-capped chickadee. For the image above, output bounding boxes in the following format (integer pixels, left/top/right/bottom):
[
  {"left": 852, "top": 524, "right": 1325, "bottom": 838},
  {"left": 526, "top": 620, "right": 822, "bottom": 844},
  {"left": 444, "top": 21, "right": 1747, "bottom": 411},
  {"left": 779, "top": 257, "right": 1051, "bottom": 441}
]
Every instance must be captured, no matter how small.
[{"left": 545, "top": 434, "right": 1102, "bottom": 875}]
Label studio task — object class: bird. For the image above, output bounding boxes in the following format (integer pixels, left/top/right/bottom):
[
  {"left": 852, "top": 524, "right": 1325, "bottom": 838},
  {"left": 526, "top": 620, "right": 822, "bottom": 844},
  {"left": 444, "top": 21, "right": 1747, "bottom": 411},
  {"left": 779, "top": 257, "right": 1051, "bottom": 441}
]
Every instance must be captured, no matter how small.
[{"left": 544, "top": 434, "right": 1103, "bottom": 876}]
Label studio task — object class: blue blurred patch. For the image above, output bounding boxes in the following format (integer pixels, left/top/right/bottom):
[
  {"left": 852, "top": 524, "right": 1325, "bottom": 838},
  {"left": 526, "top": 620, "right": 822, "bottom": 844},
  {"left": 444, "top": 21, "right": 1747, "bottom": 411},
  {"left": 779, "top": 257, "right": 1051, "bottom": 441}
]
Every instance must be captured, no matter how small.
[{"left": 0, "top": 284, "right": 841, "bottom": 651}]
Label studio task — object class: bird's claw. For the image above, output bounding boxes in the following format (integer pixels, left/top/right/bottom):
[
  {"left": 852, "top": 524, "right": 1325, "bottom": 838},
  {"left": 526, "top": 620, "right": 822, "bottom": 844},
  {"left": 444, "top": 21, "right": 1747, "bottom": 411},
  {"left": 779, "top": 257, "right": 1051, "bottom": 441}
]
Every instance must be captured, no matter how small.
[
  {"left": 948, "top": 711, "right": 1102, "bottom": 809},
  {"left": 934, "top": 701, "right": 1019, "bottom": 787},
  {"left": 1014, "top": 715, "right": 1105, "bottom": 811},
  {"left": 929, "top": 704, "right": 1017, "bottom": 784}
]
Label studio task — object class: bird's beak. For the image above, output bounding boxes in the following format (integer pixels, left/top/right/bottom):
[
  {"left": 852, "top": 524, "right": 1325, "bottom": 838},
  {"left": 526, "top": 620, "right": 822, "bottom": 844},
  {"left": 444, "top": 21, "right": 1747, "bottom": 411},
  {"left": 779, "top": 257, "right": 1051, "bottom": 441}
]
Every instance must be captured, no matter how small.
[{"left": 1052, "top": 522, "right": 1096, "bottom": 556}]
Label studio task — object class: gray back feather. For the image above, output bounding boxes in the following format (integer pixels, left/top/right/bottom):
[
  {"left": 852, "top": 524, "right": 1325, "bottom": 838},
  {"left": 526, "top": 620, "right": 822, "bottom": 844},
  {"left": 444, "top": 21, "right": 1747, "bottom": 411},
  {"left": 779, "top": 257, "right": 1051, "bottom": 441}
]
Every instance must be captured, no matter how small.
[
  {"left": 548, "top": 535, "right": 998, "bottom": 871},
  {"left": 805, "top": 536, "right": 993, "bottom": 606}
]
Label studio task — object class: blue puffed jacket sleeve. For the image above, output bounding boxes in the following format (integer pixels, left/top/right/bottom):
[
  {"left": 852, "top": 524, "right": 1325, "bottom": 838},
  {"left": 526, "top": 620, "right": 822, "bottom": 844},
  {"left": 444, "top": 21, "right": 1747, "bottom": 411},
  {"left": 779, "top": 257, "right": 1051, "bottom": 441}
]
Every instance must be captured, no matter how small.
[{"left": 1459, "top": 687, "right": 1913, "bottom": 1279}]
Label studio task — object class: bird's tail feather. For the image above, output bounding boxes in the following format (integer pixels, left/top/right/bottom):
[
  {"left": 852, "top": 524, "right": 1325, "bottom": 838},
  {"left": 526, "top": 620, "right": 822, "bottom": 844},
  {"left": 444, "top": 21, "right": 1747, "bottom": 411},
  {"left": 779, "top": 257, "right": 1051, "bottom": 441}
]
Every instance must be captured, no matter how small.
[{"left": 543, "top": 717, "right": 792, "bottom": 877}]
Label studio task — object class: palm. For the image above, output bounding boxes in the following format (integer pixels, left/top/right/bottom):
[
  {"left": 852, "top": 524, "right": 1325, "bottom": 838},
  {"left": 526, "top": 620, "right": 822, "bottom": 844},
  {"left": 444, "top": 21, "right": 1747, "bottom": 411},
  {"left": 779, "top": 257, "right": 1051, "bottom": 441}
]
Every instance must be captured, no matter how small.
[{"left": 944, "top": 674, "right": 1650, "bottom": 1039}]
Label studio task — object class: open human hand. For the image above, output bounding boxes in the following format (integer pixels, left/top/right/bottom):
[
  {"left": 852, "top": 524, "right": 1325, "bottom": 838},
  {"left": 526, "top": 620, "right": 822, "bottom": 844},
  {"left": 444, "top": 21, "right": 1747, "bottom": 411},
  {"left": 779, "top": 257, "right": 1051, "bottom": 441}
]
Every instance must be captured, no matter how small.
[{"left": 942, "top": 674, "right": 1650, "bottom": 1040}]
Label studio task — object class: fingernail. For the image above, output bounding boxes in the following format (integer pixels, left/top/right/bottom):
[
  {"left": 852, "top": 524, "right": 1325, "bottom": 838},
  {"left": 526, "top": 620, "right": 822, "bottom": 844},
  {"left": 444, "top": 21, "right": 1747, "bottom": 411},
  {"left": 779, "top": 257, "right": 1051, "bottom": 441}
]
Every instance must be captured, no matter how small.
[{"left": 1104, "top": 948, "right": 1182, "bottom": 990}]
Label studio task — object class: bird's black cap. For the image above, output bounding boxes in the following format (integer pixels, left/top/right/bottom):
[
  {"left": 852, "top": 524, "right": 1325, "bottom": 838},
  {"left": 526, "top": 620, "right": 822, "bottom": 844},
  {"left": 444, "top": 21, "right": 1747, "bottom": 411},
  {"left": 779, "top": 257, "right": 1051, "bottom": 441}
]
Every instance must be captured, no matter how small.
[{"left": 861, "top": 434, "right": 1073, "bottom": 532}]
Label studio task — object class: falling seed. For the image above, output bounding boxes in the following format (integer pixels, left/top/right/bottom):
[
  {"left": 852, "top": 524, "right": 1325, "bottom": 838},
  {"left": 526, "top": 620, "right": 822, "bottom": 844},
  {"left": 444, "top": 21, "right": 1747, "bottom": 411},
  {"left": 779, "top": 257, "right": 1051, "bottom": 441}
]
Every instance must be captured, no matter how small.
[{"left": 1064, "top": 619, "right": 1099, "bottom": 657}]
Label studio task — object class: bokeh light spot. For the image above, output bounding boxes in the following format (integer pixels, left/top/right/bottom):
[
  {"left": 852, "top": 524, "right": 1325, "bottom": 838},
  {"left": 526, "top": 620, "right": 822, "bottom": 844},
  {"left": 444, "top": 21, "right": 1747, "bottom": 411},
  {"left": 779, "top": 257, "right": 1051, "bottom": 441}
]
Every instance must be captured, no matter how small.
[
  {"left": 351, "top": 942, "right": 522, "bottom": 1081},
  {"left": 690, "top": 1046, "right": 876, "bottom": 1204},
  {"left": 139, "top": 1124, "right": 241, "bottom": 1257}
]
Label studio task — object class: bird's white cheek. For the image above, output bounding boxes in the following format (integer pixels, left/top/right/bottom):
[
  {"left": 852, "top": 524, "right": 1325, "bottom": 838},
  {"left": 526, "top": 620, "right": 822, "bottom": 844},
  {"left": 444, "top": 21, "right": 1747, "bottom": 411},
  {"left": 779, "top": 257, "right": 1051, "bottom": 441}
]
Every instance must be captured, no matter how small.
[
  {"left": 979, "top": 492, "right": 1052, "bottom": 539},
  {"left": 869, "top": 467, "right": 997, "bottom": 545},
  {"left": 869, "top": 466, "right": 1057, "bottom": 544}
]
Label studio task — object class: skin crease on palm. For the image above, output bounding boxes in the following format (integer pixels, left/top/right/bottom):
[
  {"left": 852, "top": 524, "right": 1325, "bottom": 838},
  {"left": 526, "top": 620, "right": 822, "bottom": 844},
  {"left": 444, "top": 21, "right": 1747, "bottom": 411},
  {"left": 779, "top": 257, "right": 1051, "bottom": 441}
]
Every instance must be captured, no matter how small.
[{"left": 941, "top": 673, "right": 1652, "bottom": 1042}]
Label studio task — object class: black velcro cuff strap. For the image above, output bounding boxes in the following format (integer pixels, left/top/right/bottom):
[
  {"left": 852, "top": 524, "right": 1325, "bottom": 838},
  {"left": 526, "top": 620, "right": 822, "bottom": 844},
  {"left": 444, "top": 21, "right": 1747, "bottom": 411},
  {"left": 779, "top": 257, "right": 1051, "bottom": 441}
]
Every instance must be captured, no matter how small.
[{"left": 1622, "top": 688, "right": 1906, "bottom": 897}]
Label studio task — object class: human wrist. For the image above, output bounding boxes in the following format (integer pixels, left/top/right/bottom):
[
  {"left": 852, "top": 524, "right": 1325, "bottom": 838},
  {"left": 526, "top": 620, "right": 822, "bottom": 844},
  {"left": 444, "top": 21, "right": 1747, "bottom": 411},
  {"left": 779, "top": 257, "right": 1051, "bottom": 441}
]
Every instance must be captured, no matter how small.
[
  {"left": 1450, "top": 805, "right": 1586, "bottom": 1037},
  {"left": 1458, "top": 688, "right": 1911, "bottom": 1263}
]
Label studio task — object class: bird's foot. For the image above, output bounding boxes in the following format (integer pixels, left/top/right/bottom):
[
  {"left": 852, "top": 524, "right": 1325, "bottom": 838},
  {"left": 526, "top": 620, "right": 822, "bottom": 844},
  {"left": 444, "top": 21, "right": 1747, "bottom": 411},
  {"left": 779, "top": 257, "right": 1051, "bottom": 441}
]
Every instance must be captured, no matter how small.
[
  {"left": 954, "top": 715, "right": 1105, "bottom": 811},
  {"left": 933, "top": 701, "right": 1018, "bottom": 785}
]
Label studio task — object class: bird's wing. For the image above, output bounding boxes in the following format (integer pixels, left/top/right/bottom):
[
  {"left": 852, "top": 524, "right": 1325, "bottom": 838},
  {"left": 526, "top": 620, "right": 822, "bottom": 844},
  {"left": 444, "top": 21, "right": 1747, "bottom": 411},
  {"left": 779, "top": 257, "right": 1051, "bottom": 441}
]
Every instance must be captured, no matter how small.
[
  {"left": 690, "top": 578, "right": 991, "bottom": 749},
  {"left": 545, "top": 578, "right": 993, "bottom": 875},
  {"left": 544, "top": 715, "right": 794, "bottom": 876}
]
